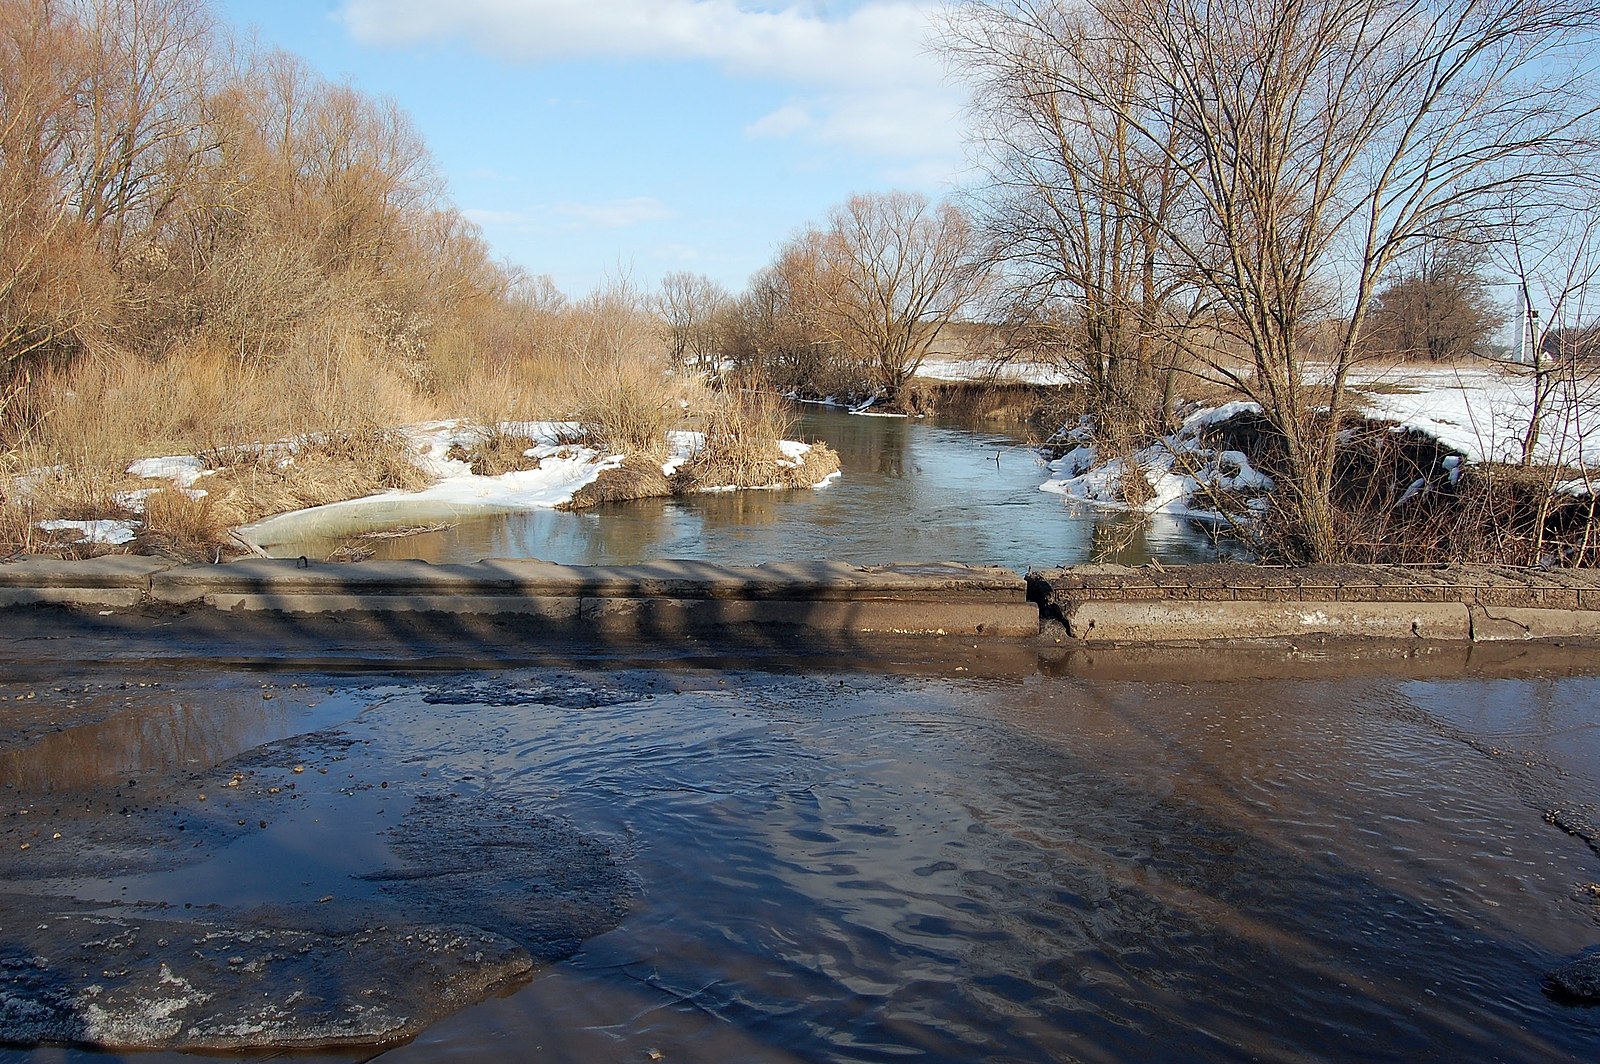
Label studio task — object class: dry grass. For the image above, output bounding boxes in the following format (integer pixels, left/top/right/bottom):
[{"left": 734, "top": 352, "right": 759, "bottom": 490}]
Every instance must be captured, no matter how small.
[
  {"left": 572, "top": 358, "right": 681, "bottom": 465},
  {"left": 672, "top": 389, "right": 794, "bottom": 492},
  {"left": 671, "top": 388, "right": 841, "bottom": 493},
  {"left": 446, "top": 425, "right": 542, "bottom": 476},
  {"left": 135, "top": 489, "right": 231, "bottom": 562},
  {"left": 562, "top": 460, "right": 672, "bottom": 510},
  {"left": 200, "top": 429, "right": 430, "bottom": 527},
  {"left": 3, "top": 280, "right": 837, "bottom": 556}
]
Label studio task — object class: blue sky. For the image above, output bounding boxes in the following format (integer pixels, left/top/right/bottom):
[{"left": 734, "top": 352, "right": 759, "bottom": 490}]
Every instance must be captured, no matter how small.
[{"left": 216, "top": 1, "right": 972, "bottom": 298}]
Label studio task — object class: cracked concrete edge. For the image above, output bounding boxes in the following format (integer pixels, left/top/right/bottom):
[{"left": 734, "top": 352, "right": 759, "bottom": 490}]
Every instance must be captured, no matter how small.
[{"left": 5, "top": 557, "right": 1600, "bottom": 643}]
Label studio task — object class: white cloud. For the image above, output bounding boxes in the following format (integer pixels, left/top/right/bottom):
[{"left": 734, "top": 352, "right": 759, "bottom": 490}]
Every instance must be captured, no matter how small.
[
  {"left": 341, "top": 1, "right": 941, "bottom": 87},
  {"left": 339, "top": 0, "right": 965, "bottom": 165},
  {"left": 746, "top": 102, "right": 814, "bottom": 140}
]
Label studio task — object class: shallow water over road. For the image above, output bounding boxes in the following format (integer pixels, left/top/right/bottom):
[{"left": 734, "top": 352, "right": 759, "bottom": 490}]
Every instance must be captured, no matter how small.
[
  {"left": 3, "top": 649, "right": 1598, "bottom": 1062},
  {"left": 274, "top": 408, "right": 1224, "bottom": 570}
]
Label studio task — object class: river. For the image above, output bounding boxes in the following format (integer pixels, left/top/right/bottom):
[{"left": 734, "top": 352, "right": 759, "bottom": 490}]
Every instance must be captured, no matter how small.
[
  {"left": 1, "top": 632, "right": 1598, "bottom": 1063},
  {"left": 267, "top": 407, "right": 1226, "bottom": 570}
]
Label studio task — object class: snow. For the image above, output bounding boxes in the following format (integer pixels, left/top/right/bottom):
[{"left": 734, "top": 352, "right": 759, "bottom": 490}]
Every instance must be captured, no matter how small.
[
  {"left": 236, "top": 420, "right": 834, "bottom": 546},
  {"left": 1041, "top": 401, "right": 1276, "bottom": 523},
  {"left": 1038, "top": 361, "right": 1596, "bottom": 524},
  {"left": 28, "top": 418, "right": 837, "bottom": 549},
  {"left": 36, "top": 519, "right": 138, "bottom": 546},
  {"left": 1347, "top": 363, "right": 1599, "bottom": 466},
  {"left": 916, "top": 356, "right": 1077, "bottom": 386},
  {"left": 126, "top": 456, "right": 212, "bottom": 488}
]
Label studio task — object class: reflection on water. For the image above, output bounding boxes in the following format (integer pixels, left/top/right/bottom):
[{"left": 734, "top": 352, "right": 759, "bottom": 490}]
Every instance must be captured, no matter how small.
[
  {"left": 0, "top": 680, "right": 364, "bottom": 792},
  {"left": 273, "top": 407, "right": 1226, "bottom": 570}
]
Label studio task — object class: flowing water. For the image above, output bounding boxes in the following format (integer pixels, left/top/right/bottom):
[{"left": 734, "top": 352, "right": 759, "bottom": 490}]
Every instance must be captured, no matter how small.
[
  {"left": 3, "top": 645, "right": 1599, "bottom": 1063},
  {"left": 267, "top": 408, "right": 1225, "bottom": 570}
]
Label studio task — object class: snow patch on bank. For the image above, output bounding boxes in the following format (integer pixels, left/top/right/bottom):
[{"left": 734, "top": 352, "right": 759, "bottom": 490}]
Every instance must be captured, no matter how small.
[
  {"left": 30, "top": 419, "right": 836, "bottom": 549},
  {"left": 1040, "top": 403, "right": 1274, "bottom": 523},
  {"left": 1038, "top": 364, "right": 1596, "bottom": 523},
  {"left": 1348, "top": 364, "right": 1599, "bottom": 467}
]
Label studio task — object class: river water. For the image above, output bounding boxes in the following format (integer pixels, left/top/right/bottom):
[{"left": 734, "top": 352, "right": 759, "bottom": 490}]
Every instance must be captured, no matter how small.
[
  {"left": 3, "top": 639, "right": 1598, "bottom": 1063},
  {"left": 272, "top": 408, "right": 1224, "bottom": 570}
]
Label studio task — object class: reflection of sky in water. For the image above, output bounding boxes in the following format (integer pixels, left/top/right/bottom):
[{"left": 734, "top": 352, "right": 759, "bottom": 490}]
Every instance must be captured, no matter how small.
[{"left": 280, "top": 409, "right": 1230, "bottom": 571}]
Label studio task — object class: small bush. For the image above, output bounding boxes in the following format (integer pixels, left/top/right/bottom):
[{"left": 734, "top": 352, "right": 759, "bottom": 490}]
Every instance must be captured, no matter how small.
[{"left": 446, "top": 425, "right": 542, "bottom": 477}]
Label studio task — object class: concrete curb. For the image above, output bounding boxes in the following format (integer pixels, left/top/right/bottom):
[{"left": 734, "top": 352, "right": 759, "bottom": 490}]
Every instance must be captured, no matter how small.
[
  {"left": 5, "top": 557, "right": 1600, "bottom": 644},
  {"left": 1030, "top": 563, "right": 1600, "bottom": 643},
  {"left": 0, "top": 557, "right": 1039, "bottom": 639}
]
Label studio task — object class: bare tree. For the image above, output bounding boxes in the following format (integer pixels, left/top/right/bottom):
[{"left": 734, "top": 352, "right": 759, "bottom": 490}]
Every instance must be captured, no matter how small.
[
  {"left": 949, "top": 0, "right": 1600, "bottom": 561},
  {"left": 654, "top": 271, "right": 730, "bottom": 373},
  {"left": 67, "top": 0, "right": 216, "bottom": 262},
  {"left": 787, "top": 191, "right": 987, "bottom": 407},
  {"left": 1497, "top": 195, "right": 1600, "bottom": 468},
  {"left": 948, "top": 1, "right": 1202, "bottom": 445},
  {"left": 1365, "top": 239, "right": 1505, "bottom": 363},
  {"left": 1, "top": 0, "right": 110, "bottom": 389}
]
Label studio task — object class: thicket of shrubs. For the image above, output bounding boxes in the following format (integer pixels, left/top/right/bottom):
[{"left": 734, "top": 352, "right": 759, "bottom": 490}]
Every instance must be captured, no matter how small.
[{"left": 1, "top": 0, "right": 820, "bottom": 558}]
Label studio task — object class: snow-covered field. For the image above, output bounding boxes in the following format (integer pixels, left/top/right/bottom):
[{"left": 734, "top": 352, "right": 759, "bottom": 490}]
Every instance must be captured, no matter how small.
[
  {"left": 1347, "top": 363, "right": 1598, "bottom": 467},
  {"left": 916, "top": 355, "right": 1076, "bottom": 387}
]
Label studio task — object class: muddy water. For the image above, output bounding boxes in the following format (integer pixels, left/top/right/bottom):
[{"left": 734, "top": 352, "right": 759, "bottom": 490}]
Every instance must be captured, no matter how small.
[
  {"left": 3, "top": 655, "right": 1600, "bottom": 1062},
  {"left": 270, "top": 408, "right": 1225, "bottom": 569}
]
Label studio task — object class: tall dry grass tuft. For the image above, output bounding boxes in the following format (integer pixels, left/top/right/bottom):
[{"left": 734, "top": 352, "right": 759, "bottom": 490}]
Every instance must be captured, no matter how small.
[
  {"left": 562, "top": 280, "right": 687, "bottom": 463},
  {"left": 571, "top": 356, "right": 681, "bottom": 464},
  {"left": 673, "top": 388, "right": 794, "bottom": 492},
  {"left": 137, "top": 489, "right": 230, "bottom": 562},
  {"left": 446, "top": 424, "right": 543, "bottom": 477}
]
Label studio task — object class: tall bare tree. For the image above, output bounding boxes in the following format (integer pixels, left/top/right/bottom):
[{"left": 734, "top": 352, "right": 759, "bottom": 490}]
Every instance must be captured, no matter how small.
[
  {"left": 1, "top": 0, "right": 109, "bottom": 387},
  {"left": 948, "top": 0, "right": 1200, "bottom": 445},
  {"left": 949, "top": 0, "right": 1600, "bottom": 561},
  {"left": 790, "top": 191, "right": 986, "bottom": 407}
]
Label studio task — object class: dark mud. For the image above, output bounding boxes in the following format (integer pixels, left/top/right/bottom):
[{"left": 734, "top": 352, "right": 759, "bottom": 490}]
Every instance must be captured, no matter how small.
[{"left": 0, "top": 901, "right": 530, "bottom": 1050}]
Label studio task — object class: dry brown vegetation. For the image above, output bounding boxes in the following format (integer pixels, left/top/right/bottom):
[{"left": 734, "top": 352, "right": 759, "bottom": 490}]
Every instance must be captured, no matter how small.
[
  {"left": 0, "top": 0, "right": 816, "bottom": 559},
  {"left": 566, "top": 387, "right": 841, "bottom": 510}
]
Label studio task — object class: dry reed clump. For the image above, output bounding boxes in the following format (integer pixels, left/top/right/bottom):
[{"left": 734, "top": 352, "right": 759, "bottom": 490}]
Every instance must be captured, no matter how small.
[
  {"left": 671, "top": 389, "right": 794, "bottom": 493},
  {"left": 134, "top": 489, "right": 231, "bottom": 562},
  {"left": 0, "top": 462, "right": 144, "bottom": 557},
  {"left": 562, "top": 460, "right": 672, "bottom": 510},
  {"left": 571, "top": 360, "right": 680, "bottom": 465},
  {"left": 445, "top": 425, "right": 543, "bottom": 476},
  {"left": 672, "top": 390, "right": 842, "bottom": 493}
]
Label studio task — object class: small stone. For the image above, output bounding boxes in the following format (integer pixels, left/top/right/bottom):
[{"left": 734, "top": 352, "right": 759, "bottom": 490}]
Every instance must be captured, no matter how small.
[{"left": 292, "top": 765, "right": 305, "bottom": 774}]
